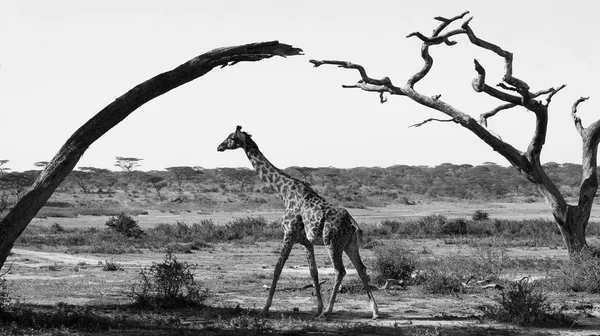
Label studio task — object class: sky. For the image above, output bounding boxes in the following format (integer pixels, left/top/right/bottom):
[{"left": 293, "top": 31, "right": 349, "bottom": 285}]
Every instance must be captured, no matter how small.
[{"left": 1, "top": 1, "right": 598, "bottom": 172}]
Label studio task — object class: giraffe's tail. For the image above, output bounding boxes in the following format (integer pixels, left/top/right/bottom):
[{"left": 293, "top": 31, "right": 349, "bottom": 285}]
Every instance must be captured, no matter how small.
[{"left": 350, "top": 217, "right": 363, "bottom": 248}]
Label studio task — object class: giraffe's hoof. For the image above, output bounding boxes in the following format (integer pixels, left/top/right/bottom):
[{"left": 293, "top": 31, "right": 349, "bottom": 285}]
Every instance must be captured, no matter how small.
[{"left": 371, "top": 313, "right": 379, "bottom": 320}]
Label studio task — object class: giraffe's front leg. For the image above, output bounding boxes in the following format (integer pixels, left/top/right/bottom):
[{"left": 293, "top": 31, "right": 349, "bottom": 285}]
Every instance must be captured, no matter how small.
[
  {"left": 298, "top": 235, "right": 323, "bottom": 317},
  {"left": 263, "top": 232, "right": 294, "bottom": 315}
]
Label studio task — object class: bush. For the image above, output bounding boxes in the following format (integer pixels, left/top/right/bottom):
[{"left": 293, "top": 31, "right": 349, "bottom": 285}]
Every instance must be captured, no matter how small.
[
  {"left": 439, "top": 218, "right": 467, "bottom": 235},
  {"left": 471, "top": 244, "right": 509, "bottom": 280},
  {"left": 226, "top": 217, "right": 282, "bottom": 242},
  {"left": 101, "top": 260, "right": 123, "bottom": 271},
  {"left": 380, "top": 219, "right": 402, "bottom": 234},
  {"left": 482, "top": 278, "right": 573, "bottom": 327},
  {"left": 0, "top": 276, "right": 8, "bottom": 311},
  {"left": 372, "top": 243, "right": 417, "bottom": 284},
  {"left": 472, "top": 210, "right": 489, "bottom": 221},
  {"left": 551, "top": 248, "right": 600, "bottom": 293},
  {"left": 130, "top": 252, "right": 206, "bottom": 308},
  {"left": 105, "top": 212, "right": 144, "bottom": 238},
  {"left": 50, "top": 223, "right": 66, "bottom": 233},
  {"left": 421, "top": 271, "right": 465, "bottom": 295}
]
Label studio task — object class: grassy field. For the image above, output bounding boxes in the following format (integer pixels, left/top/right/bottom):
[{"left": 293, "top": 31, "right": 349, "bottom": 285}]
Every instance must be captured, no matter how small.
[{"left": 2, "top": 197, "right": 600, "bottom": 335}]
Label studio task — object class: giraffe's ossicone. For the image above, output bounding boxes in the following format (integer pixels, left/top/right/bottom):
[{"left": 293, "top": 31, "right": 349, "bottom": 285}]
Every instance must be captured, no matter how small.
[{"left": 218, "top": 125, "right": 379, "bottom": 319}]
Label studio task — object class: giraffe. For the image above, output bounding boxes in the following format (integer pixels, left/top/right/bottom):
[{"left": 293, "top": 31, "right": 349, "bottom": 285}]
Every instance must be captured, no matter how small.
[{"left": 217, "top": 126, "right": 379, "bottom": 319}]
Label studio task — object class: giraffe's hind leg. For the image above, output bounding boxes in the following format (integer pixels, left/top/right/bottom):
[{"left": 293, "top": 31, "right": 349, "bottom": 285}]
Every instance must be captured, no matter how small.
[
  {"left": 344, "top": 233, "right": 379, "bottom": 319},
  {"left": 298, "top": 234, "right": 324, "bottom": 317}
]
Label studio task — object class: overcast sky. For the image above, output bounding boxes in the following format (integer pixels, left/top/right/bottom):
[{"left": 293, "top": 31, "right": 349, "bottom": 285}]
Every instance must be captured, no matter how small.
[{"left": 1, "top": 1, "right": 598, "bottom": 172}]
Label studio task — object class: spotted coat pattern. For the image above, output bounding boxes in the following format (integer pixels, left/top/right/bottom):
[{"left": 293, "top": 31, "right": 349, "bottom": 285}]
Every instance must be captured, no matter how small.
[{"left": 217, "top": 126, "right": 378, "bottom": 319}]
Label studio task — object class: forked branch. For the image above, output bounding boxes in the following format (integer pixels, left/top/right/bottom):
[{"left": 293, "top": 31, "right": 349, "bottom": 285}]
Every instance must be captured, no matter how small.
[
  {"left": 479, "top": 103, "right": 516, "bottom": 127},
  {"left": 310, "top": 59, "right": 404, "bottom": 97}
]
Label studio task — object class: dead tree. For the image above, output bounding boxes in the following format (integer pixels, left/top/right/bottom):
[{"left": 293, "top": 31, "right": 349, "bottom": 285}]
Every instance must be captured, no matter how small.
[
  {"left": 311, "top": 12, "right": 592, "bottom": 257},
  {"left": 0, "top": 41, "right": 302, "bottom": 270}
]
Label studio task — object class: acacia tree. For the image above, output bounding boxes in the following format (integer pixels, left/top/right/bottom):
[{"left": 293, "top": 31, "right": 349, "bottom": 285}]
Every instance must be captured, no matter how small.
[
  {"left": 0, "top": 160, "right": 9, "bottom": 176},
  {"left": 311, "top": 12, "right": 592, "bottom": 256},
  {"left": 69, "top": 169, "right": 92, "bottom": 193},
  {"left": 166, "top": 166, "right": 200, "bottom": 187},
  {"left": 33, "top": 161, "right": 50, "bottom": 169},
  {"left": 0, "top": 172, "right": 35, "bottom": 200},
  {"left": 0, "top": 41, "right": 302, "bottom": 270},
  {"left": 145, "top": 175, "right": 168, "bottom": 201},
  {"left": 115, "top": 157, "right": 142, "bottom": 183},
  {"left": 218, "top": 168, "right": 256, "bottom": 192},
  {"left": 115, "top": 157, "right": 143, "bottom": 173}
]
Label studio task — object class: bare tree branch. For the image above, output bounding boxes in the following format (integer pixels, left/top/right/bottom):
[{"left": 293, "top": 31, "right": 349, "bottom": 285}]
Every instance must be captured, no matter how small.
[
  {"left": 310, "top": 60, "right": 403, "bottom": 92},
  {"left": 571, "top": 97, "right": 590, "bottom": 136},
  {"left": 462, "top": 19, "right": 530, "bottom": 99},
  {"left": 409, "top": 118, "right": 455, "bottom": 128},
  {"left": 479, "top": 103, "right": 517, "bottom": 127},
  {"left": 405, "top": 12, "right": 470, "bottom": 87},
  {"left": 542, "top": 84, "right": 566, "bottom": 104}
]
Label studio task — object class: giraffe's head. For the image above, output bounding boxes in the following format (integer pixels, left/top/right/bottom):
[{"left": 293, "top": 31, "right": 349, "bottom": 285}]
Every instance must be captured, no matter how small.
[{"left": 217, "top": 125, "right": 252, "bottom": 152}]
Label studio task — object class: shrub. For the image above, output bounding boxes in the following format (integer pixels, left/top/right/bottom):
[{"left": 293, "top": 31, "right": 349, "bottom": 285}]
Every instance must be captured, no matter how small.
[
  {"left": 50, "top": 223, "right": 66, "bottom": 233},
  {"left": 0, "top": 276, "right": 8, "bottom": 311},
  {"left": 226, "top": 217, "right": 282, "bottom": 242},
  {"left": 416, "top": 215, "right": 445, "bottom": 235},
  {"left": 421, "top": 271, "right": 465, "bottom": 295},
  {"left": 551, "top": 248, "right": 600, "bottom": 293},
  {"left": 105, "top": 212, "right": 144, "bottom": 238},
  {"left": 471, "top": 244, "right": 509, "bottom": 280},
  {"left": 130, "top": 252, "right": 206, "bottom": 308},
  {"left": 380, "top": 219, "right": 402, "bottom": 234},
  {"left": 472, "top": 210, "right": 489, "bottom": 221},
  {"left": 482, "top": 278, "right": 573, "bottom": 327},
  {"left": 101, "top": 260, "right": 123, "bottom": 271},
  {"left": 372, "top": 243, "right": 417, "bottom": 284},
  {"left": 439, "top": 218, "right": 467, "bottom": 235}
]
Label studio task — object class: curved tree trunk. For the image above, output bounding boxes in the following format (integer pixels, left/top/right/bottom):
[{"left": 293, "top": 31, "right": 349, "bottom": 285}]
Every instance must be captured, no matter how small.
[{"left": 0, "top": 41, "right": 302, "bottom": 270}]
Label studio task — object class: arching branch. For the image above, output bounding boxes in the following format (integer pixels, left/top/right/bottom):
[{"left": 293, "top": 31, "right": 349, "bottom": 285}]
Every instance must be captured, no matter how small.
[{"left": 0, "top": 41, "right": 303, "bottom": 270}]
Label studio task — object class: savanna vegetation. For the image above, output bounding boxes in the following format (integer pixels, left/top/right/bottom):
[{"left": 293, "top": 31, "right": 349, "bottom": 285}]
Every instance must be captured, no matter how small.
[{"left": 2, "top": 11, "right": 600, "bottom": 336}]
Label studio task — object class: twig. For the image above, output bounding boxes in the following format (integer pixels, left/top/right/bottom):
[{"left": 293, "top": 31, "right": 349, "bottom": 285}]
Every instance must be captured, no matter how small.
[
  {"left": 409, "top": 118, "right": 455, "bottom": 128},
  {"left": 0, "top": 261, "right": 14, "bottom": 277}
]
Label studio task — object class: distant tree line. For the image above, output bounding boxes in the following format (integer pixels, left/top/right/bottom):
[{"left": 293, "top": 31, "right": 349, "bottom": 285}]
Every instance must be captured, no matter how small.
[{"left": 0, "top": 159, "right": 586, "bottom": 203}]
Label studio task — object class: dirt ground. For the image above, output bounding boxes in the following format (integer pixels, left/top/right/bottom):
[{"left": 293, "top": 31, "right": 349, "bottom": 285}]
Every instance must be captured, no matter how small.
[{"left": 5, "top": 203, "right": 600, "bottom": 335}]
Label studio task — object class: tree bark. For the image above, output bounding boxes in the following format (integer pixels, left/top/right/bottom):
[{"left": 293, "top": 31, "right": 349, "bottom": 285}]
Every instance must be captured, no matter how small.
[
  {"left": 0, "top": 41, "right": 302, "bottom": 270},
  {"left": 311, "top": 13, "right": 594, "bottom": 257}
]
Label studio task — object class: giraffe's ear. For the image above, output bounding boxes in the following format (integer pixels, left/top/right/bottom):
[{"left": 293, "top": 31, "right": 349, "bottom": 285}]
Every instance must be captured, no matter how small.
[{"left": 236, "top": 125, "right": 242, "bottom": 133}]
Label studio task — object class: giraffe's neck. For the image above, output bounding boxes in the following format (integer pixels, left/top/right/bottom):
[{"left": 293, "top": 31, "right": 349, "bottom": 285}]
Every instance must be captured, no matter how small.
[{"left": 242, "top": 139, "right": 298, "bottom": 198}]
